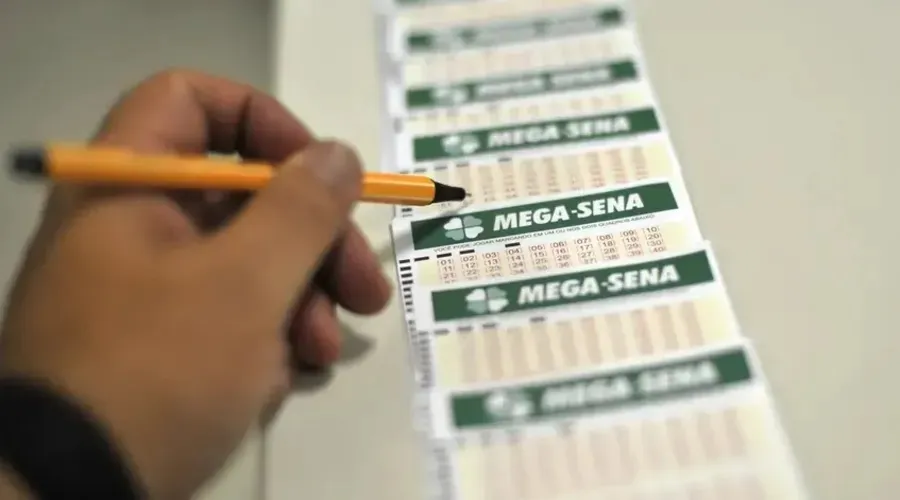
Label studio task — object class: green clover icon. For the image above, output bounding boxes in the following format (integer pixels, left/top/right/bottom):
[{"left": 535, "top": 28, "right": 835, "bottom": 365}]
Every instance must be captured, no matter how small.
[
  {"left": 432, "top": 86, "right": 470, "bottom": 106},
  {"left": 443, "top": 216, "right": 484, "bottom": 241},
  {"left": 465, "top": 286, "right": 509, "bottom": 314},
  {"left": 441, "top": 133, "right": 481, "bottom": 157},
  {"left": 484, "top": 389, "right": 534, "bottom": 421}
]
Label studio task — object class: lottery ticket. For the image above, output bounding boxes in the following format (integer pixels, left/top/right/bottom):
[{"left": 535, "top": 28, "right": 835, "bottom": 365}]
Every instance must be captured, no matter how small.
[
  {"left": 398, "top": 28, "right": 639, "bottom": 100},
  {"left": 392, "top": 178, "right": 698, "bottom": 280},
  {"left": 424, "top": 356, "right": 808, "bottom": 499},
  {"left": 394, "top": 136, "right": 680, "bottom": 219},
  {"left": 397, "top": 103, "right": 663, "bottom": 168},
  {"left": 406, "top": 242, "right": 721, "bottom": 335},
  {"left": 388, "top": 0, "right": 621, "bottom": 33},
  {"left": 417, "top": 286, "right": 742, "bottom": 393},
  {"left": 396, "top": 79, "right": 653, "bottom": 145},
  {"left": 393, "top": 58, "right": 640, "bottom": 118},
  {"left": 386, "top": 2, "right": 629, "bottom": 59}
]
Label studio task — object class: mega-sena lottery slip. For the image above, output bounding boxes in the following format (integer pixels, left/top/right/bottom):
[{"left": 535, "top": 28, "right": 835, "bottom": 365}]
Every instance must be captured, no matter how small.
[{"left": 375, "top": 1, "right": 809, "bottom": 498}]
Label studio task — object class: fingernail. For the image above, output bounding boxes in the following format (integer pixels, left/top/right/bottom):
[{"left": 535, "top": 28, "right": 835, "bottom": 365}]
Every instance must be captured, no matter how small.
[{"left": 297, "top": 142, "right": 363, "bottom": 198}]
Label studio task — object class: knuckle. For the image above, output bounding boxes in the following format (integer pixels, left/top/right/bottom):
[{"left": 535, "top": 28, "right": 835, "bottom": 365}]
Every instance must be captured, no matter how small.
[
  {"left": 145, "top": 67, "right": 198, "bottom": 89},
  {"left": 279, "top": 172, "right": 345, "bottom": 233}
]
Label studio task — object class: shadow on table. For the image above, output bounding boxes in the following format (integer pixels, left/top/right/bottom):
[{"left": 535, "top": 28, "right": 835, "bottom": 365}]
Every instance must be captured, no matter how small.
[{"left": 289, "top": 322, "right": 376, "bottom": 393}]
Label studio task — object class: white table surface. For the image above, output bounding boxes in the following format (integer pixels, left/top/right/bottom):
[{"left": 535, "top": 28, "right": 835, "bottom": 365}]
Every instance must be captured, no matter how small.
[{"left": 267, "top": 1, "right": 900, "bottom": 499}]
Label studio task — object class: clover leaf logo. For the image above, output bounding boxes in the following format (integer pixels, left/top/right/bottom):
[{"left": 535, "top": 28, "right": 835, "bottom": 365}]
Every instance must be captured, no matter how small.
[
  {"left": 441, "top": 133, "right": 480, "bottom": 157},
  {"left": 465, "top": 287, "right": 508, "bottom": 314},
  {"left": 432, "top": 86, "right": 470, "bottom": 106},
  {"left": 434, "top": 31, "right": 464, "bottom": 50},
  {"left": 484, "top": 389, "right": 534, "bottom": 421},
  {"left": 443, "top": 216, "right": 484, "bottom": 241}
]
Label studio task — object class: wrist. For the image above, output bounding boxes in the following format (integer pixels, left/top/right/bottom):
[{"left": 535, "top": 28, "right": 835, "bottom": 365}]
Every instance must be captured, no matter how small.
[
  {"left": 0, "top": 462, "right": 34, "bottom": 500},
  {"left": 0, "top": 376, "right": 143, "bottom": 499}
]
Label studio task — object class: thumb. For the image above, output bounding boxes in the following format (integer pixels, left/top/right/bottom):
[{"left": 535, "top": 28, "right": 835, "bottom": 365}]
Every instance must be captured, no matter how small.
[{"left": 215, "top": 141, "right": 363, "bottom": 301}]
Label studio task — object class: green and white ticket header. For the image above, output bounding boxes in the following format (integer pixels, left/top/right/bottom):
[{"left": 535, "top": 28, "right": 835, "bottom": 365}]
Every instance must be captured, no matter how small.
[
  {"left": 405, "top": 60, "right": 639, "bottom": 110},
  {"left": 405, "top": 7, "right": 625, "bottom": 54},
  {"left": 440, "top": 347, "right": 754, "bottom": 432},
  {"left": 410, "top": 107, "right": 660, "bottom": 163},
  {"left": 408, "top": 181, "right": 679, "bottom": 250},
  {"left": 429, "top": 248, "right": 716, "bottom": 323}
]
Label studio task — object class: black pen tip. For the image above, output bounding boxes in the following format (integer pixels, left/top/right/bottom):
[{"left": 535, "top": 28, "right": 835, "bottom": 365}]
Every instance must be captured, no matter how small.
[
  {"left": 9, "top": 146, "right": 48, "bottom": 179},
  {"left": 432, "top": 181, "right": 468, "bottom": 203}
]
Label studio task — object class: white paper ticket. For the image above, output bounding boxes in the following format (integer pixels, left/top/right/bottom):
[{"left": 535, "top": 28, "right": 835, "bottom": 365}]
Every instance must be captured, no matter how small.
[
  {"left": 388, "top": 0, "right": 623, "bottom": 35},
  {"left": 393, "top": 133, "right": 678, "bottom": 219},
  {"left": 425, "top": 361, "right": 807, "bottom": 499},
  {"left": 399, "top": 26, "right": 638, "bottom": 89},
  {"left": 418, "top": 285, "right": 742, "bottom": 393},
  {"left": 404, "top": 241, "right": 719, "bottom": 332},
  {"left": 393, "top": 178, "right": 698, "bottom": 280},
  {"left": 392, "top": 57, "right": 641, "bottom": 119},
  {"left": 395, "top": 80, "right": 654, "bottom": 147},
  {"left": 395, "top": 103, "right": 663, "bottom": 169},
  {"left": 387, "top": 2, "right": 630, "bottom": 59}
]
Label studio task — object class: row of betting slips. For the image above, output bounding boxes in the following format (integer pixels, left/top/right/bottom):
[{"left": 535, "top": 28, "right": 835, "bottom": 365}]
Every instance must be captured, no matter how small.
[{"left": 375, "top": 0, "right": 809, "bottom": 499}]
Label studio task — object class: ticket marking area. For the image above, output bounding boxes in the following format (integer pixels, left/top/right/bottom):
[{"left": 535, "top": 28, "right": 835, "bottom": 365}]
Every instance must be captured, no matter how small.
[
  {"left": 409, "top": 107, "right": 660, "bottom": 164},
  {"left": 432, "top": 291, "right": 739, "bottom": 390},
  {"left": 402, "top": 218, "right": 695, "bottom": 287},
  {"left": 400, "top": 81, "right": 652, "bottom": 139},
  {"left": 396, "top": 139, "right": 677, "bottom": 219},
  {"left": 403, "top": 180, "right": 681, "bottom": 251},
  {"left": 404, "top": 59, "right": 639, "bottom": 112},
  {"left": 401, "top": 30, "right": 638, "bottom": 88},
  {"left": 404, "top": 5, "right": 625, "bottom": 55},
  {"left": 440, "top": 392, "right": 807, "bottom": 500},
  {"left": 427, "top": 248, "right": 716, "bottom": 324}
]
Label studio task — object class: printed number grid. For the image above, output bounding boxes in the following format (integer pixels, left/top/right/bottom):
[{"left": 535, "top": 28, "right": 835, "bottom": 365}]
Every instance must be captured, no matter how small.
[
  {"left": 403, "top": 31, "right": 636, "bottom": 86},
  {"left": 398, "top": 140, "right": 675, "bottom": 219},
  {"left": 432, "top": 293, "right": 735, "bottom": 389},
  {"left": 395, "top": 0, "right": 611, "bottom": 30},
  {"left": 446, "top": 400, "right": 804, "bottom": 500},
  {"left": 402, "top": 85, "right": 651, "bottom": 137},
  {"left": 406, "top": 220, "right": 692, "bottom": 287}
]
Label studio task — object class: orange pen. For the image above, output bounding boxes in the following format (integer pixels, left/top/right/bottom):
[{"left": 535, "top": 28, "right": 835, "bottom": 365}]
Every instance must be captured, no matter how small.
[{"left": 8, "top": 144, "right": 468, "bottom": 206}]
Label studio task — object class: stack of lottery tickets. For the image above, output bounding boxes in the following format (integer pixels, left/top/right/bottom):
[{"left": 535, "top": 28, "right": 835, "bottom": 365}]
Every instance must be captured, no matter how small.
[{"left": 374, "top": 1, "right": 809, "bottom": 498}]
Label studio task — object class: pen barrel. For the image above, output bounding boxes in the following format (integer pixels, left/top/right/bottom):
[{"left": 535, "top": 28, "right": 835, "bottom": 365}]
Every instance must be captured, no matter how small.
[
  {"left": 47, "top": 146, "right": 272, "bottom": 190},
  {"left": 38, "top": 146, "right": 439, "bottom": 205},
  {"left": 361, "top": 172, "right": 435, "bottom": 206}
]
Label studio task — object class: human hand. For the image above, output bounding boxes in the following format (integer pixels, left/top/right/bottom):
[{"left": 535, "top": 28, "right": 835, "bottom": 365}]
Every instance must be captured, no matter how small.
[{"left": 0, "top": 70, "right": 392, "bottom": 498}]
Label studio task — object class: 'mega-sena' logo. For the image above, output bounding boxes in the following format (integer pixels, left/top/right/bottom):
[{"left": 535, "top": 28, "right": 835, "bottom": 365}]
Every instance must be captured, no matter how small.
[
  {"left": 484, "top": 389, "right": 534, "bottom": 421},
  {"left": 441, "top": 133, "right": 481, "bottom": 156}
]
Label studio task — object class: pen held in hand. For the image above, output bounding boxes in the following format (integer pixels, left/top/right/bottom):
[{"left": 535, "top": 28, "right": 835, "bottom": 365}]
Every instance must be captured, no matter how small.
[{"left": 8, "top": 144, "right": 468, "bottom": 207}]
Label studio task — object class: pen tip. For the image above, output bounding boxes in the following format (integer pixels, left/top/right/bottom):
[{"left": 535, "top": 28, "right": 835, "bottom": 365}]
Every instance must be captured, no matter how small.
[
  {"left": 432, "top": 181, "right": 468, "bottom": 203},
  {"left": 9, "top": 146, "right": 47, "bottom": 178}
]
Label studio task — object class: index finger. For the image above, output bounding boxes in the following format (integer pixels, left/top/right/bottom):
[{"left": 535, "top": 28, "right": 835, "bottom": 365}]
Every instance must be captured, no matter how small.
[
  {"left": 43, "top": 69, "right": 316, "bottom": 224},
  {"left": 93, "top": 68, "right": 314, "bottom": 159}
]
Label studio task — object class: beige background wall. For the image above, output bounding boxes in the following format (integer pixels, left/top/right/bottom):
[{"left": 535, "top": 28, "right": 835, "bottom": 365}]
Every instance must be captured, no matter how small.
[{"left": 2, "top": 1, "right": 899, "bottom": 499}]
